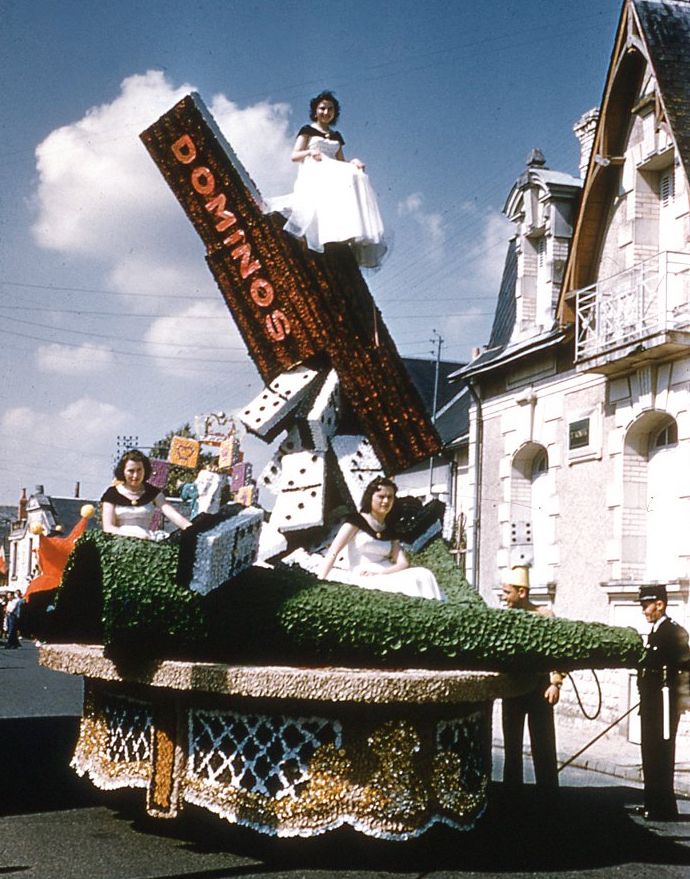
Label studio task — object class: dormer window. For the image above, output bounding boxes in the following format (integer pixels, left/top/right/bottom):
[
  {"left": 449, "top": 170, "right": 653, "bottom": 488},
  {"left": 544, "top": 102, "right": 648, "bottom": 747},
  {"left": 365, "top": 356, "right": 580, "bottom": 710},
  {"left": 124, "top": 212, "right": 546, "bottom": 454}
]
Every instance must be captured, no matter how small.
[{"left": 660, "top": 169, "right": 674, "bottom": 208}]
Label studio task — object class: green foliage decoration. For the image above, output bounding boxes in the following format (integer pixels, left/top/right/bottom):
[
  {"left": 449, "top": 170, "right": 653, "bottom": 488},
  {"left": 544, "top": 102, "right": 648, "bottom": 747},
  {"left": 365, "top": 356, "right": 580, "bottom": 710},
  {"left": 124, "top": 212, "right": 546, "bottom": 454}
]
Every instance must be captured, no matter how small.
[
  {"left": 49, "top": 533, "right": 644, "bottom": 671},
  {"left": 52, "top": 530, "right": 206, "bottom": 661}
]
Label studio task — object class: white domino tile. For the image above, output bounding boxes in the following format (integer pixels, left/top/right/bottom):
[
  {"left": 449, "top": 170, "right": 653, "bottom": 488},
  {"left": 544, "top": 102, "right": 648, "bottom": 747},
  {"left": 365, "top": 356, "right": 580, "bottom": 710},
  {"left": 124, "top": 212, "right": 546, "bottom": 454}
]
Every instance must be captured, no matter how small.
[
  {"left": 239, "top": 366, "right": 320, "bottom": 438},
  {"left": 270, "top": 481, "right": 325, "bottom": 531},
  {"left": 306, "top": 370, "right": 340, "bottom": 450},
  {"left": 270, "top": 451, "right": 326, "bottom": 532},
  {"left": 257, "top": 425, "right": 305, "bottom": 497},
  {"left": 329, "top": 434, "right": 384, "bottom": 509}
]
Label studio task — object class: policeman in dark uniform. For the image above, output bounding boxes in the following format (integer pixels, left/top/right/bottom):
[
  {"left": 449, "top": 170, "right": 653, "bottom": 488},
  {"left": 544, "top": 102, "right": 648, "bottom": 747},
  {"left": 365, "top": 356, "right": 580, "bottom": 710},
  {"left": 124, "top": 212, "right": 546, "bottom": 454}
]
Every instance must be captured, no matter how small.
[{"left": 637, "top": 584, "right": 690, "bottom": 821}]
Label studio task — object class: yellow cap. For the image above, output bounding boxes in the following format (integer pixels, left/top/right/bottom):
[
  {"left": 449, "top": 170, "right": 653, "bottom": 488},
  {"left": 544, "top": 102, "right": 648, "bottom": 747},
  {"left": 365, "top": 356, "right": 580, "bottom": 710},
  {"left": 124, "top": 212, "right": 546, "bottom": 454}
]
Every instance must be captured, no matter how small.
[{"left": 504, "top": 566, "right": 530, "bottom": 590}]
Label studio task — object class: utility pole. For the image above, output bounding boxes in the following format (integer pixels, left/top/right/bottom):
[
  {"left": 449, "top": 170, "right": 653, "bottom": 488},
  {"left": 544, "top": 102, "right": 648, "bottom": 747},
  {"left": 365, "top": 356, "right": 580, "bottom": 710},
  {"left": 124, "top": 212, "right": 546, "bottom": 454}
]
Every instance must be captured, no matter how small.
[{"left": 428, "top": 329, "right": 444, "bottom": 495}]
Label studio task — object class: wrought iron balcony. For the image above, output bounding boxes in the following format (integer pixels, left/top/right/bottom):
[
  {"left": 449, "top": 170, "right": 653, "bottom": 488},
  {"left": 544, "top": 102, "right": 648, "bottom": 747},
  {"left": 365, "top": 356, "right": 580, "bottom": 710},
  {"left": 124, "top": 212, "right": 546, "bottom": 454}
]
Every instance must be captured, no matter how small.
[{"left": 574, "top": 251, "right": 690, "bottom": 372}]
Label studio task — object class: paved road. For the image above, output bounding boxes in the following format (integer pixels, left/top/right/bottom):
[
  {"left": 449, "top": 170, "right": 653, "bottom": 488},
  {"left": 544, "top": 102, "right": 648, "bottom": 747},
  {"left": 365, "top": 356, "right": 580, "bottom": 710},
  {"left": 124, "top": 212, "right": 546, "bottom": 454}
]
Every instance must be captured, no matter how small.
[{"left": 1, "top": 643, "right": 689, "bottom": 878}]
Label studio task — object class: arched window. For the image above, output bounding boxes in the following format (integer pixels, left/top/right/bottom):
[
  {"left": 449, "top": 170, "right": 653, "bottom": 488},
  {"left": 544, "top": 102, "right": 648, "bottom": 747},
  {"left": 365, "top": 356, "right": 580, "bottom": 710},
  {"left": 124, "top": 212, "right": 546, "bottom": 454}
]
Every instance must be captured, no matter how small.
[
  {"left": 510, "top": 443, "right": 551, "bottom": 586},
  {"left": 622, "top": 413, "right": 681, "bottom": 581},
  {"left": 652, "top": 421, "right": 677, "bottom": 449}
]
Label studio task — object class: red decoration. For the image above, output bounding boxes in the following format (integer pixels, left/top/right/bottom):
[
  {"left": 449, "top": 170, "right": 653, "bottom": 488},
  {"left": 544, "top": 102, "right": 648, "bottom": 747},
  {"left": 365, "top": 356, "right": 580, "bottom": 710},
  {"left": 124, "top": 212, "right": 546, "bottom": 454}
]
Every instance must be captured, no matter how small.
[{"left": 25, "top": 515, "right": 91, "bottom": 600}]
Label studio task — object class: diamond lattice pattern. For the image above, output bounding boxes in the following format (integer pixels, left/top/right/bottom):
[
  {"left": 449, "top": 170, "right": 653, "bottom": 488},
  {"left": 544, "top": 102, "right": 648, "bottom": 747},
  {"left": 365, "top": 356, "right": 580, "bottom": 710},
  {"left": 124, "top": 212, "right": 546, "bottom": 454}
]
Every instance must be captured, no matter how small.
[
  {"left": 189, "top": 708, "right": 342, "bottom": 798},
  {"left": 104, "top": 698, "right": 152, "bottom": 764}
]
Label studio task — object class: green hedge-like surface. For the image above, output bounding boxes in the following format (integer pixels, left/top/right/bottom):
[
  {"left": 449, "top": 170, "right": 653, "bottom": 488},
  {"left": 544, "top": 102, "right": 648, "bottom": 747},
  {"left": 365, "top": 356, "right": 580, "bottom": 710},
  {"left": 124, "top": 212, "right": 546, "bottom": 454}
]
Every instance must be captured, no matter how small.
[{"left": 48, "top": 531, "right": 644, "bottom": 671}]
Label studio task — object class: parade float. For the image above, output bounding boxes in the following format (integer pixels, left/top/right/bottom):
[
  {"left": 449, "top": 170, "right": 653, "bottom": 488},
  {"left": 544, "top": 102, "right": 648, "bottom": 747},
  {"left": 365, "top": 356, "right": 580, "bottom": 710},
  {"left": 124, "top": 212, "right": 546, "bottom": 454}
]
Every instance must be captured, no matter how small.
[{"left": 38, "top": 94, "right": 644, "bottom": 840}]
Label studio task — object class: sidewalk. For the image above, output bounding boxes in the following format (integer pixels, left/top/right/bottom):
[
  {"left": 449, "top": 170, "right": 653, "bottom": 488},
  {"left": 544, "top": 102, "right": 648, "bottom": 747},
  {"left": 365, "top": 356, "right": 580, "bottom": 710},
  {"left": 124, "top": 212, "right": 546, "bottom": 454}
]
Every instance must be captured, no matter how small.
[{"left": 492, "top": 704, "right": 690, "bottom": 798}]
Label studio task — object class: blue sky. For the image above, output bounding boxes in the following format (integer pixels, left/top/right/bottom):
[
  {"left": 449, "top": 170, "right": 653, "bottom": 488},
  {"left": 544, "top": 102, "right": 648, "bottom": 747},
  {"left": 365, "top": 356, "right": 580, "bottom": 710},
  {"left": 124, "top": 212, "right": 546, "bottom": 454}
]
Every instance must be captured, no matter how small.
[{"left": 0, "top": 0, "right": 621, "bottom": 501}]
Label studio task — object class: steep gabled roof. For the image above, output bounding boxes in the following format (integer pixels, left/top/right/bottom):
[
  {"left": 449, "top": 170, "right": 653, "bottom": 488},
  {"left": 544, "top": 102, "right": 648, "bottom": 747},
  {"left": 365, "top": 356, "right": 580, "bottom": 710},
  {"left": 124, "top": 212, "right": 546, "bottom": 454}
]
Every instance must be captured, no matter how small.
[
  {"left": 402, "top": 357, "right": 470, "bottom": 446},
  {"left": 487, "top": 239, "right": 518, "bottom": 351},
  {"left": 636, "top": 0, "right": 690, "bottom": 180},
  {"left": 449, "top": 238, "right": 571, "bottom": 382},
  {"left": 558, "top": 0, "right": 690, "bottom": 322},
  {"left": 51, "top": 497, "right": 99, "bottom": 534}
]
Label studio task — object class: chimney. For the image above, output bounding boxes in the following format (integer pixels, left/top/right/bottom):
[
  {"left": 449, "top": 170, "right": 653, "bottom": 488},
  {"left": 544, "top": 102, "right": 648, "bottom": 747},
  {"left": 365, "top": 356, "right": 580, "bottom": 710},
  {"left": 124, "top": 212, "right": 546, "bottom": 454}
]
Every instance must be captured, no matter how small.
[
  {"left": 74, "top": 481, "right": 81, "bottom": 498},
  {"left": 18, "top": 487, "right": 27, "bottom": 523},
  {"left": 573, "top": 108, "right": 600, "bottom": 180}
]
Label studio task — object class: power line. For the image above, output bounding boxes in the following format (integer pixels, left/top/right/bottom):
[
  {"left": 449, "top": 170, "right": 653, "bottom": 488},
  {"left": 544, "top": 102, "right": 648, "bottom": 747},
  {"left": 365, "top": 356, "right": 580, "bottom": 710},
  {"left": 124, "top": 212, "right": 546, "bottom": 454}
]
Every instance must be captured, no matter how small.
[
  {"left": 0, "top": 314, "right": 244, "bottom": 351},
  {"left": 1, "top": 280, "right": 218, "bottom": 300}
]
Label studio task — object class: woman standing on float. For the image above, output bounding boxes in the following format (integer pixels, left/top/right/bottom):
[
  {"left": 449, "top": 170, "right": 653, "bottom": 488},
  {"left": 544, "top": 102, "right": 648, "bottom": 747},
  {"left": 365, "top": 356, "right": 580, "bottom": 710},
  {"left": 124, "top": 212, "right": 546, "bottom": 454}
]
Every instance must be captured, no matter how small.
[{"left": 267, "top": 90, "right": 387, "bottom": 269}]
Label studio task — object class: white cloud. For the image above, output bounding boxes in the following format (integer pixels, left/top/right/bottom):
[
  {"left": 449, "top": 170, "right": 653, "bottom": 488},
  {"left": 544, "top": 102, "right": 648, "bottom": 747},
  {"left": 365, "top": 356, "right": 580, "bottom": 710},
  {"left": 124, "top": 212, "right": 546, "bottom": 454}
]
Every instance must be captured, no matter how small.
[
  {"left": 29, "top": 69, "right": 298, "bottom": 386},
  {"left": 31, "top": 70, "right": 296, "bottom": 263},
  {"left": 31, "top": 71, "right": 193, "bottom": 257},
  {"left": 1, "top": 399, "right": 129, "bottom": 497},
  {"left": 397, "top": 192, "right": 446, "bottom": 257},
  {"left": 209, "top": 94, "right": 295, "bottom": 200},
  {"left": 143, "top": 300, "right": 248, "bottom": 378},
  {"left": 36, "top": 342, "right": 114, "bottom": 374},
  {"left": 462, "top": 208, "right": 512, "bottom": 290}
]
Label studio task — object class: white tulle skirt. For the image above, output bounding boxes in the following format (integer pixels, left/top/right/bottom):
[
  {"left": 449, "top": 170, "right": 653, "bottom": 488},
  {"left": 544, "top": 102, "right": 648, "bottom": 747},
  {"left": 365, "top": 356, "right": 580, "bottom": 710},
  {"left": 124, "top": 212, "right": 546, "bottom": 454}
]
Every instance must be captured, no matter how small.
[{"left": 267, "top": 156, "right": 387, "bottom": 269}]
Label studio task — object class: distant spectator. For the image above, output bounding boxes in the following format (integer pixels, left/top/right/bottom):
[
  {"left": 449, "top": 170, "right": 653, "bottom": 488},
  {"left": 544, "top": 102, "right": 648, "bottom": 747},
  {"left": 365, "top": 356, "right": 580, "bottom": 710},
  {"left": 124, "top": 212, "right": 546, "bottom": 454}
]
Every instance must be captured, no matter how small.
[{"left": 4, "top": 590, "right": 22, "bottom": 649}]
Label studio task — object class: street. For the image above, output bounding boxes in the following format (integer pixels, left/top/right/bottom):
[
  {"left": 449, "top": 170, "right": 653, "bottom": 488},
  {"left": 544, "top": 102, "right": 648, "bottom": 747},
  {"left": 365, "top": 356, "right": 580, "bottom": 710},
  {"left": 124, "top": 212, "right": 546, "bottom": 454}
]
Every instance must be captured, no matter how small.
[{"left": 2, "top": 644, "right": 689, "bottom": 879}]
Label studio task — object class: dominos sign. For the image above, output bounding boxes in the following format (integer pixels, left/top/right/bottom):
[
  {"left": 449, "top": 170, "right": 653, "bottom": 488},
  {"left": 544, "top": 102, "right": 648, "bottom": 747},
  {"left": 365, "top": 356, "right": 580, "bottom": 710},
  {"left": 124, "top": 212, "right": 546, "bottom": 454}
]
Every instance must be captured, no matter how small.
[{"left": 141, "top": 94, "right": 441, "bottom": 473}]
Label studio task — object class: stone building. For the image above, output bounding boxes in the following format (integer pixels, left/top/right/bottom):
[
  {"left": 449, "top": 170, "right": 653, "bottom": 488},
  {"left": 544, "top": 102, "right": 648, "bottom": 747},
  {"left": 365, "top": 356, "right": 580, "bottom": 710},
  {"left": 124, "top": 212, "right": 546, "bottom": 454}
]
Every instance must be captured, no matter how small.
[{"left": 454, "top": 0, "right": 690, "bottom": 755}]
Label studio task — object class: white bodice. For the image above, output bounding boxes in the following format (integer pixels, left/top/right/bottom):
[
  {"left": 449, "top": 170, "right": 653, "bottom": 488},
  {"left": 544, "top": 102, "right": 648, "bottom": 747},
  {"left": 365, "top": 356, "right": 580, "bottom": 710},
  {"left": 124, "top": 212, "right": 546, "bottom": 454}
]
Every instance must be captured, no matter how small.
[
  {"left": 342, "top": 529, "right": 395, "bottom": 574},
  {"left": 307, "top": 136, "right": 341, "bottom": 160},
  {"left": 112, "top": 502, "right": 157, "bottom": 531}
]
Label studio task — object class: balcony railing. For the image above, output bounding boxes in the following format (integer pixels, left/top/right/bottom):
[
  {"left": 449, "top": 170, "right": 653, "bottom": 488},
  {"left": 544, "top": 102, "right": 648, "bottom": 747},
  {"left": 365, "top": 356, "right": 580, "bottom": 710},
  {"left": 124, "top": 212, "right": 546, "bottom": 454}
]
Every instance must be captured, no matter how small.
[{"left": 575, "top": 251, "right": 690, "bottom": 362}]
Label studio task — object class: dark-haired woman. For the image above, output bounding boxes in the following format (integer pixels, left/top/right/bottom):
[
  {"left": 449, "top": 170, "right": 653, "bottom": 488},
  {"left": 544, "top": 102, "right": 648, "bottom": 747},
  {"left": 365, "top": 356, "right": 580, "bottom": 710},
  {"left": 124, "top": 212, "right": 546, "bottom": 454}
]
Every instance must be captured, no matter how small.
[
  {"left": 101, "top": 449, "right": 191, "bottom": 540},
  {"left": 267, "top": 90, "right": 387, "bottom": 269},
  {"left": 319, "top": 477, "right": 443, "bottom": 600}
]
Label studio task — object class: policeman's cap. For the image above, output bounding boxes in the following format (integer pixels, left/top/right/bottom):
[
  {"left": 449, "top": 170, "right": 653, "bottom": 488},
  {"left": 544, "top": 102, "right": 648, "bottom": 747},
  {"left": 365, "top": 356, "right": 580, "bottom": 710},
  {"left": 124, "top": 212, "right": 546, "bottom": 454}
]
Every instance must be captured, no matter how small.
[{"left": 638, "top": 584, "right": 667, "bottom": 603}]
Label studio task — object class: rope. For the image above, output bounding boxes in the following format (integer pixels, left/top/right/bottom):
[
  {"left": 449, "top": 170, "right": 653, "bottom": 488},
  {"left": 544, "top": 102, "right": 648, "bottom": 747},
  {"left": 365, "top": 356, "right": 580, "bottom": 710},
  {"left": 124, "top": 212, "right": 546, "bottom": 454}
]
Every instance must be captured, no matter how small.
[{"left": 568, "top": 669, "right": 603, "bottom": 720}]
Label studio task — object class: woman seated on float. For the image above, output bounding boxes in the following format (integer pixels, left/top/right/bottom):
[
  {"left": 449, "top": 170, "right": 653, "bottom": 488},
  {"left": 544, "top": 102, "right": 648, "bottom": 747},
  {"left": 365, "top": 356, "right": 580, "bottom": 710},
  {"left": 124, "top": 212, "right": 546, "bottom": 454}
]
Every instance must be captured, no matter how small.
[
  {"left": 319, "top": 477, "right": 444, "bottom": 601},
  {"left": 266, "top": 90, "right": 387, "bottom": 269},
  {"left": 101, "top": 449, "right": 192, "bottom": 541}
]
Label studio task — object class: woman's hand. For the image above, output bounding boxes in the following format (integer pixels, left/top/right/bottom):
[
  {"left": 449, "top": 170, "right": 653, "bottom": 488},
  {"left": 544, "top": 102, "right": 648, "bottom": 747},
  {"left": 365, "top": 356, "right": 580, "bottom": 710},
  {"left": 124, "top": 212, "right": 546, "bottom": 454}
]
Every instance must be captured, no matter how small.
[
  {"left": 319, "top": 522, "right": 358, "bottom": 580},
  {"left": 350, "top": 157, "right": 365, "bottom": 170}
]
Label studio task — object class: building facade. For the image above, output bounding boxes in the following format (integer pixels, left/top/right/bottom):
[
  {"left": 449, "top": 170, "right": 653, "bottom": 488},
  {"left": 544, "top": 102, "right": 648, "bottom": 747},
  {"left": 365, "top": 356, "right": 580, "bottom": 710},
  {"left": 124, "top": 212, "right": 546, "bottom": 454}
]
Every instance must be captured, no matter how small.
[{"left": 456, "top": 0, "right": 690, "bottom": 753}]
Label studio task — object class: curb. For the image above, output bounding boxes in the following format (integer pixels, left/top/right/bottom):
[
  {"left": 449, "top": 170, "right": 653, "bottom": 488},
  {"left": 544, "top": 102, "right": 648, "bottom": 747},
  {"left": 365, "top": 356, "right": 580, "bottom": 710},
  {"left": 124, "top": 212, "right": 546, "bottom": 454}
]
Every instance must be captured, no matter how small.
[{"left": 492, "top": 739, "right": 690, "bottom": 798}]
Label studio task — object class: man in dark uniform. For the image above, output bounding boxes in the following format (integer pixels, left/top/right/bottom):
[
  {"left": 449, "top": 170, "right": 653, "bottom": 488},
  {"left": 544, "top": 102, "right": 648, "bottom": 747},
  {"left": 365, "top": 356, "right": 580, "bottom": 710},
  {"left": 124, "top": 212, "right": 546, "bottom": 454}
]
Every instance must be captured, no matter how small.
[
  {"left": 637, "top": 584, "right": 690, "bottom": 821},
  {"left": 501, "top": 566, "right": 564, "bottom": 795}
]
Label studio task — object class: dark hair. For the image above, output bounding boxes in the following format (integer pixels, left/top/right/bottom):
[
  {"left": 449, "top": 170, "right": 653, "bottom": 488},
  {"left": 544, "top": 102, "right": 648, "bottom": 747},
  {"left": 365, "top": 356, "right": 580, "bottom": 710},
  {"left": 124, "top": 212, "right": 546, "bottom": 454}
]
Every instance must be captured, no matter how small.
[
  {"left": 309, "top": 90, "right": 340, "bottom": 125},
  {"left": 113, "top": 449, "right": 152, "bottom": 481},
  {"left": 360, "top": 476, "right": 398, "bottom": 513}
]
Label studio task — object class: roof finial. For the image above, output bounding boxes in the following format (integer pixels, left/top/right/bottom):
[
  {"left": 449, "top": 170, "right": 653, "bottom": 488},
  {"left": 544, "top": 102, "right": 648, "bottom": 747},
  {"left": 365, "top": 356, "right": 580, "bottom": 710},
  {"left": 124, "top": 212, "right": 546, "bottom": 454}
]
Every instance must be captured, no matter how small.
[{"left": 526, "top": 148, "right": 546, "bottom": 168}]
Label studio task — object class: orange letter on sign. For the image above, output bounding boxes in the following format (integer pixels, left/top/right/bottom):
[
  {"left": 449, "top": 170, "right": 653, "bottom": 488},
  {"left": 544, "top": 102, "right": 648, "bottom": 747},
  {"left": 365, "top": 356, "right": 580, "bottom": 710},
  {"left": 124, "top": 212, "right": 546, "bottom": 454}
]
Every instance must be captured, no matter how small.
[
  {"left": 265, "top": 310, "right": 291, "bottom": 341},
  {"left": 205, "top": 194, "right": 237, "bottom": 232},
  {"left": 191, "top": 167, "right": 216, "bottom": 196},
  {"left": 231, "top": 243, "right": 261, "bottom": 280},
  {"left": 250, "top": 278, "right": 275, "bottom": 308},
  {"left": 171, "top": 134, "right": 197, "bottom": 164}
]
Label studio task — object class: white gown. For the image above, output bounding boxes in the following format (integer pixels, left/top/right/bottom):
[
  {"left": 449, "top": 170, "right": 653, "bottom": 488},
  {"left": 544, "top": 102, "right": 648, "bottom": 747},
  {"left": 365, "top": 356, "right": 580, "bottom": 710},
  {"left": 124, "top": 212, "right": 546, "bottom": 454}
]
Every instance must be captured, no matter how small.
[
  {"left": 328, "top": 529, "right": 444, "bottom": 601},
  {"left": 267, "top": 135, "right": 387, "bottom": 269},
  {"left": 101, "top": 484, "right": 167, "bottom": 541}
]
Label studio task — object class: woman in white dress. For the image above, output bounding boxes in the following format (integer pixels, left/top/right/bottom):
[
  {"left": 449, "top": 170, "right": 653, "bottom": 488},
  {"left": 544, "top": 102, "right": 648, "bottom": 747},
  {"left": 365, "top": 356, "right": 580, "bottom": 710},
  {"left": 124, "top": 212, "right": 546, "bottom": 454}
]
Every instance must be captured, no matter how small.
[
  {"left": 267, "top": 90, "right": 387, "bottom": 269},
  {"left": 319, "top": 477, "right": 444, "bottom": 601},
  {"left": 101, "top": 450, "right": 192, "bottom": 540}
]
